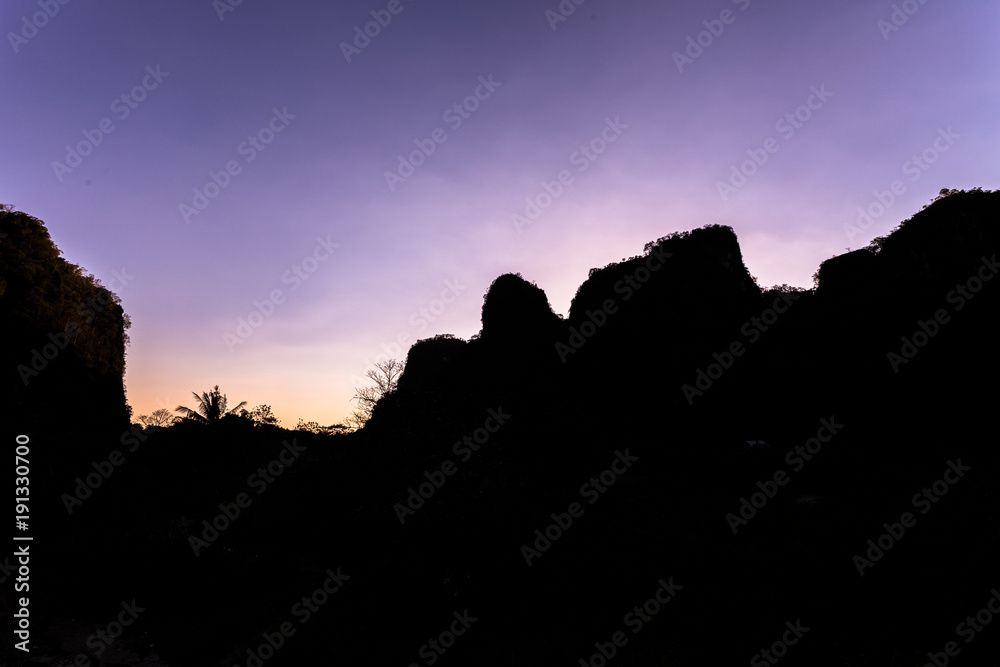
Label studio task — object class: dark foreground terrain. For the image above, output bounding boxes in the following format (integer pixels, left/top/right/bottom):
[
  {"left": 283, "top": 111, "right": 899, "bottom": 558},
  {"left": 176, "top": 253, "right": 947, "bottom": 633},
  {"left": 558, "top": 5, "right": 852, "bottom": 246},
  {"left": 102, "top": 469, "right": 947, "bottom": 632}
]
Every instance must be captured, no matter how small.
[{"left": 2, "top": 190, "right": 999, "bottom": 665}]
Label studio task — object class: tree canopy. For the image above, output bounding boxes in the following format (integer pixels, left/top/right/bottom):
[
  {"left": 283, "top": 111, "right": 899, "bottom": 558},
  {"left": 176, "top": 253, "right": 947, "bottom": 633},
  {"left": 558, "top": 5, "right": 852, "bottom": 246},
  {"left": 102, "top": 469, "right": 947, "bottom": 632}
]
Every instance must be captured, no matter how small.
[{"left": 175, "top": 385, "right": 247, "bottom": 426}]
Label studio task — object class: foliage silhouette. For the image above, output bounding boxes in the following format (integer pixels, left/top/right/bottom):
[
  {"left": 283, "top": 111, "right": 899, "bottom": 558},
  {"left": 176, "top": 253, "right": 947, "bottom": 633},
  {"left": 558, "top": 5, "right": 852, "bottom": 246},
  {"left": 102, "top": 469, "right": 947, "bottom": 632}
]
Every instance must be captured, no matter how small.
[
  {"left": 242, "top": 403, "right": 280, "bottom": 428},
  {"left": 350, "top": 358, "right": 404, "bottom": 429},
  {"left": 175, "top": 385, "right": 247, "bottom": 426},
  {"left": 296, "top": 418, "right": 349, "bottom": 435},
  {"left": 137, "top": 408, "right": 176, "bottom": 428}
]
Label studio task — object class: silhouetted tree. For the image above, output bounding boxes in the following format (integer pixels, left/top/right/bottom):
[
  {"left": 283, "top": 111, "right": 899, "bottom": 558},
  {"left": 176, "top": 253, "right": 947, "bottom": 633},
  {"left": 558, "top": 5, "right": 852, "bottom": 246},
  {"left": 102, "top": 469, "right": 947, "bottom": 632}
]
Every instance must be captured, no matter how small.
[
  {"left": 765, "top": 284, "right": 809, "bottom": 294},
  {"left": 137, "top": 408, "right": 175, "bottom": 428},
  {"left": 345, "top": 410, "right": 368, "bottom": 432},
  {"left": 175, "top": 385, "right": 247, "bottom": 426},
  {"left": 243, "top": 404, "right": 280, "bottom": 428},
  {"left": 296, "top": 418, "right": 322, "bottom": 433},
  {"left": 296, "top": 418, "right": 349, "bottom": 435},
  {"left": 350, "top": 358, "right": 404, "bottom": 429}
]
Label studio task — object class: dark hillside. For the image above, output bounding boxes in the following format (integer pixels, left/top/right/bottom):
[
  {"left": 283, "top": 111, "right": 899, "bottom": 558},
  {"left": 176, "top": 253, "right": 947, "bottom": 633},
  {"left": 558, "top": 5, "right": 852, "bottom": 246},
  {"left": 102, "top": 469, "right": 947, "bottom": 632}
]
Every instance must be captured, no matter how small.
[{"left": 6, "top": 190, "right": 999, "bottom": 666}]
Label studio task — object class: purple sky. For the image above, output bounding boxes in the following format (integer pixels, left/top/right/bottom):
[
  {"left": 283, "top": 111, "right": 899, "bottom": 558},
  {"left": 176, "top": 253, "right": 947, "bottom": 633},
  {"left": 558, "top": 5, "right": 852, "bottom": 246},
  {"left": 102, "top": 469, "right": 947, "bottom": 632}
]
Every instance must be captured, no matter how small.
[{"left": 3, "top": 0, "right": 998, "bottom": 426}]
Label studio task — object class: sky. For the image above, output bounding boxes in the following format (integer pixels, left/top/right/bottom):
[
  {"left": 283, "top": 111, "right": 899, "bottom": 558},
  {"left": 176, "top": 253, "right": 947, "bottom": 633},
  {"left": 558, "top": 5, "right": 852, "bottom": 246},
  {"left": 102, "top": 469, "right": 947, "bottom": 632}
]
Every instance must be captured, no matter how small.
[{"left": 3, "top": 0, "right": 998, "bottom": 427}]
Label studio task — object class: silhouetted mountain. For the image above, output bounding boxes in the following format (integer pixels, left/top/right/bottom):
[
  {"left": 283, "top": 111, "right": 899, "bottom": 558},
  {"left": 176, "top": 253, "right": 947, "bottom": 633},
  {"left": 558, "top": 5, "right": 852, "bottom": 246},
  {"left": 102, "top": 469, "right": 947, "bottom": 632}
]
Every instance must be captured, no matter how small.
[
  {"left": 480, "top": 272, "right": 563, "bottom": 343},
  {"left": 347, "top": 189, "right": 998, "bottom": 664},
  {"left": 0, "top": 208, "right": 130, "bottom": 489},
  {"left": 9, "top": 190, "right": 999, "bottom": 666}
]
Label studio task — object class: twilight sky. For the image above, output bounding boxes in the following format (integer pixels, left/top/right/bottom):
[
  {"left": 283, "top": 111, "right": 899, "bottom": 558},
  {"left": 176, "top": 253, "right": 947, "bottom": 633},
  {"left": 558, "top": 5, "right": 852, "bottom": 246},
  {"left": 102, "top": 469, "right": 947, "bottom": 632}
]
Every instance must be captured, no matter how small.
[{"left": 3, "top": 0, "right": 997, "bottom": 426}]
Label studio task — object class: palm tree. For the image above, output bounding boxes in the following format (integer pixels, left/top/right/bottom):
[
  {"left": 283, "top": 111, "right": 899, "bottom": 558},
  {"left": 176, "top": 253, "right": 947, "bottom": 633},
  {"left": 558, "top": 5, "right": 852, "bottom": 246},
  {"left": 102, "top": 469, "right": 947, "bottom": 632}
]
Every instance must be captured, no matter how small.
[{"left": 175, "top": 385, "right": 247, "bottom": 426}]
